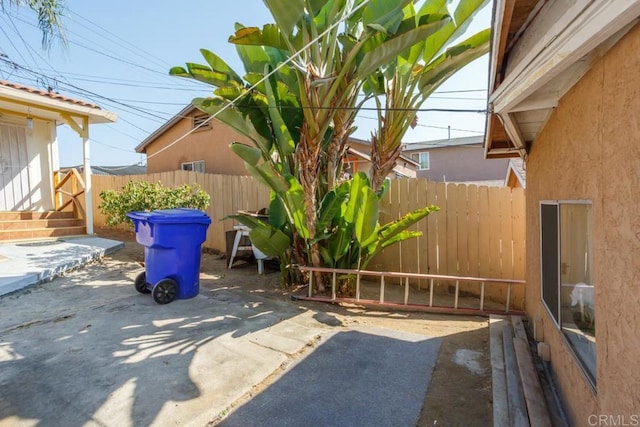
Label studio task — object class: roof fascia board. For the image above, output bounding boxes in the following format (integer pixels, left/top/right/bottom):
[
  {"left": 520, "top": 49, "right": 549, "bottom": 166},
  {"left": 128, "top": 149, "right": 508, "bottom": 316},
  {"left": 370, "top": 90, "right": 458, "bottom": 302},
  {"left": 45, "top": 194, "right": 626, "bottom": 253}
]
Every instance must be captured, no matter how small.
[
  {"left": 0, "top": 87, "right": 116, "bottom": 123},
  {"left": 491, "top": 0, "right": 640, "bottom": 114},
  {"left": 488, "top": 0, "right": 515, "bottom": 93},
  {"left": 483, "top": 110, "right": 494, "bottom": 158},
  {"left": 135, "top": 104, "right": 196, "bottom": 153}
]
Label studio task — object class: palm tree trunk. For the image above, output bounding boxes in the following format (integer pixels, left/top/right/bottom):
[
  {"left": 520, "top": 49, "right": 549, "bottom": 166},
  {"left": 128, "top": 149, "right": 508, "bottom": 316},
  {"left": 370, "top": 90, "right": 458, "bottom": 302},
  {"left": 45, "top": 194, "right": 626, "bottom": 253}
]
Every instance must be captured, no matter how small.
[{"left": 297, "top": 124, "right": 325, "bottom": 292}]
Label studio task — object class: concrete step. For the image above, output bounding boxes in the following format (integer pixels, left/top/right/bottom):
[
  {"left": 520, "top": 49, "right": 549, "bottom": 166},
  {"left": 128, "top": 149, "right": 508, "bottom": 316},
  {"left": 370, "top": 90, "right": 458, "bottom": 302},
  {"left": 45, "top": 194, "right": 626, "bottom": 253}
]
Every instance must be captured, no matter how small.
[
  {"left": 0, "top": 211, "right": 76, "bottom": 221},
  {"left": 0, "top": 225, "right": 86, "bottom": 242},
  {"left": 0, "top": 218, "right": 84, "bottom": 231}
]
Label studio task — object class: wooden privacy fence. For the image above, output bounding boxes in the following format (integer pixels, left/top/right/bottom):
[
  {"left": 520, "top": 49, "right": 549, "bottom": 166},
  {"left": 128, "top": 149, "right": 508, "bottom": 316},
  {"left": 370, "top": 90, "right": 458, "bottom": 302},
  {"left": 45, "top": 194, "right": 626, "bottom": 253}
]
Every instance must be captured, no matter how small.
[
  {"left": 91, "top": 171, "right": 270, "bottom": 252},
  {"left": 371, "top": 179, "right": 526, "bottom": 309},
  {"left": 92, "top": 172, "right": 525, "bottom": 308}
]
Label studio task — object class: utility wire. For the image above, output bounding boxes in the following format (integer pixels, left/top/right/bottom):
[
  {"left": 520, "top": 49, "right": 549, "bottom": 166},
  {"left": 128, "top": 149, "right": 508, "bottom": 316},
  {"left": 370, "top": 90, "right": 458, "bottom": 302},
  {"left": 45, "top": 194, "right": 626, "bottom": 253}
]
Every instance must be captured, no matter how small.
[
  {"left": 7, "top": 11, "right": 206, "bottom": 89},
  {"left": 146, "top": 0, "right": 374, "bottom": 160},
  {"left": 66, "top": 8, "right": 174, "bottom": 70},
  {"left": 358, "top": 115, "right": 484, "bottom": 134}
]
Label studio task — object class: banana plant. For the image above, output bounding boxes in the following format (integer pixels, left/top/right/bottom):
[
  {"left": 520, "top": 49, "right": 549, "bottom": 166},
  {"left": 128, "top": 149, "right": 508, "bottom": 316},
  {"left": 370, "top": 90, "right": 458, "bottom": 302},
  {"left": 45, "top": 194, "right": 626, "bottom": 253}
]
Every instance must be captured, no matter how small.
[
  {"left": 229, "top": 0, "right": 455, "bottom": 286},
  {"left": 171, "top": 0, "right": 488, "bottom": 289},
  {"left": 367, "top": 0, "right": 491, "bottom": 192},
  {"left": 314, "top": 172, "right": 439, "bottom": 271}
]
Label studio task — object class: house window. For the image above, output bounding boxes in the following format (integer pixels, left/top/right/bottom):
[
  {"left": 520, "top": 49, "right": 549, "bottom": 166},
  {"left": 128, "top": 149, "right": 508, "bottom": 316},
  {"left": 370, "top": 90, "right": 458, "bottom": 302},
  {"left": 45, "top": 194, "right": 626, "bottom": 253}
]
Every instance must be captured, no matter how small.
[
  {"left": 181, "top": 160, "right": 205, "bottom": 173},
  {"left": 411, "top": 152, "right": 430, "bottom": 170},
  {"left": 540, "top": 201, "right": 595, "bottom": 386},
  {"left": 192, "top": 114, "right": 211, "bottom": 131}
]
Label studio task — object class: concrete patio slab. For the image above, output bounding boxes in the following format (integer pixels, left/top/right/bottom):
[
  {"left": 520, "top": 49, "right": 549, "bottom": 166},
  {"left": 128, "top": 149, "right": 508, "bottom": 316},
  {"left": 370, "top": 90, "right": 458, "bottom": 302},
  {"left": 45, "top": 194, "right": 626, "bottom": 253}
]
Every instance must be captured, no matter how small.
[
  {"left": 220, "top": 325, "right": 441, "bottom": 427},
  {"left": 0, "top": 234, "right": 496, "bottom": 426},
  {"left": 0, "top": 236, "right": 123, "bottom": 297}
]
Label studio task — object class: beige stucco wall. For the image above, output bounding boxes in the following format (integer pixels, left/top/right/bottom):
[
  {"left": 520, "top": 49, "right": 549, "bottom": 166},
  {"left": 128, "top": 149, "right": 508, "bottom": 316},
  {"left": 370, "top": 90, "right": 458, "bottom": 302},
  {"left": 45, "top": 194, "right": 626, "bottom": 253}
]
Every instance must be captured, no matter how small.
[
  {"left": 145, "top": 112, "right": 251, "bottom": 175},
  {"left": 526, "top": 23, "right": 640, "bottom": 424}
]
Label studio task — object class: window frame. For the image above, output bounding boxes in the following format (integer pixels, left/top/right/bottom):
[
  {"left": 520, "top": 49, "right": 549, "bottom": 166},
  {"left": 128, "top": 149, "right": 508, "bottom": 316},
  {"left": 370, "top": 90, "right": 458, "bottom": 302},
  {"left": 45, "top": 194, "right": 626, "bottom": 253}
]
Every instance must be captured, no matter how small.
[
  {"left": 411, "top": 152, "right": 430, "bottom": 170},
  {"left": 539, "top": 199, "right": 596, "bottom": 390},
  {"left": 181, "top": 160, "right": 205, "bottom": 173}
]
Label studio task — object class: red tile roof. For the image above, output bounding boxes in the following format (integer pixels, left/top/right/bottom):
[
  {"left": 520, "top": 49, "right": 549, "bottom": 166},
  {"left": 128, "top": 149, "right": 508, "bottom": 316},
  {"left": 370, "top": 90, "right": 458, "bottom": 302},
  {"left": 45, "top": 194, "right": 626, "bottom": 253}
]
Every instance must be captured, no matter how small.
[{"left": 0, "top": 80, "right": 100, "bottom": 109}]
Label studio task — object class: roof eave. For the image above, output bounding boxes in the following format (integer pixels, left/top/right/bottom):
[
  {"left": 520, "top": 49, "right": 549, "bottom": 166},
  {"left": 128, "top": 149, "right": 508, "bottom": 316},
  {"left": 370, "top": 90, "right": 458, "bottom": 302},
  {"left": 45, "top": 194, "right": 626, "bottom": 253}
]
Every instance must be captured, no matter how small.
[
  {"left": 135, "top": 104, "right": 196, "bottom": 153},
  {"left": 0, "top": 84, "right": 116, "bottom": 124}
]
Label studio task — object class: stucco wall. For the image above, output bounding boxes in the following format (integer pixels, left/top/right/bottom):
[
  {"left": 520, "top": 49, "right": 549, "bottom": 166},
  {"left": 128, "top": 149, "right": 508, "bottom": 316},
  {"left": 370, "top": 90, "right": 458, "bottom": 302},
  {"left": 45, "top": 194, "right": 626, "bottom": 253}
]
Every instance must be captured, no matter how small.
[
  {"left": 525, "top": 23, "right": 640, "bottom": 424},
  {"left": 406, "top": 145, "right": 508, "bottom": 182},
  {"left": 145, "top": 113, "right": 251, "bottom": 175}
]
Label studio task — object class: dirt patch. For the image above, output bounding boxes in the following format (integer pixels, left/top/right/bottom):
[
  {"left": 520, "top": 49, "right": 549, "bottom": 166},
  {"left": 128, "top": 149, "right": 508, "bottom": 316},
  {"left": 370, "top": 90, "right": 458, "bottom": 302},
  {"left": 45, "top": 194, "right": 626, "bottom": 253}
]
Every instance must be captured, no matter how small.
[{"left": 94, "top": 227, "right": 492, "bottom": 426}]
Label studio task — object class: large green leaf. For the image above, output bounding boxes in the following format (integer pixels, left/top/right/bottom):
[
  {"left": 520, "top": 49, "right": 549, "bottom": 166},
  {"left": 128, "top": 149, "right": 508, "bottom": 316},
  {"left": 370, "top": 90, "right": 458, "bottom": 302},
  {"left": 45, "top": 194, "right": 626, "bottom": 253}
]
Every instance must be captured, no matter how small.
[
  {"left": 319, "top": 245, "right": 335, "bottom": 267},
  {"left": 268, "top": 193, "right": 287, "bottom": 229},
  {"left": 249, "top": 225, "right": 291, "bottom": 257},
  {"left": 317, "top": 181, "right": 350, "bottom": 232},
  {"left": 362, "top": 205, "right": 439, "bottom": 265},
  {"left": 262, "top": 0, "right": 305, "bottom": 38},
  {"left": 229, "top": 142, "right": 262, "bottom": 166},
  {"left": 231, "top": 24, "right": 282, "bottom": 75},
  {"left": 422, "top": 0, "right": 490, "bottom": 63},
  {"left": 377, "top": 205, "right": 439, "bottom": 244},
  {"left": 362, "top": 0, "right": 411, "bottom": 35},
  {"left": 396, "top": 13, "right": 449, "bottom": 70},
  {"left": 354, "top": 185, "right": 379, "bottom": 244},
  {"left": 264, "top": 73, "right": 295, "bottom": 157},
  {"left": 199, "top": 49, "right": 244, "bottom": 84},
  {"left": 282, "top": 175, "right": 309, "bottom": 239},
  {"left": 168, "top": 66, "right": 190, "bottom": 78},
  {"left": 229, "top": 24, "right": 290, "bottom": 51},
  {"left": 328, "top": 222, "right": 353, "bottom": 262},
  {"left": 184, "top": 63, "right": 235, "bottom": 87},
  {"left": 356, "top": 17, "right": 450, "bottom": 80},
  {"left": 251, "top": 162, "right": 291, "bottom": 194},
  {"left": 380, "top": 230, "right": 422, "bottom": 249},
  {"left": 344, "top": 172, "right": 369, "bottom": 224},
  {"left": 418, "top": 29, "right": 490, "bottom": 95},
  {"left": 225, "top": 214, "right": 267, "bottom": 229},
  {"left": 417, "top": 0, "right": 447, "bottom": 15}
]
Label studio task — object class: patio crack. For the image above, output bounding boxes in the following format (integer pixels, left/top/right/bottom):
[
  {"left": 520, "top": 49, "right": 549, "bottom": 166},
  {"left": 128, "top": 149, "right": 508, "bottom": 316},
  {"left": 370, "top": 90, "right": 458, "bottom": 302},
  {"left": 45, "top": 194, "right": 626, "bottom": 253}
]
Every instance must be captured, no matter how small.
[{"left": 208, "top": 334, "right": 323, "bottom": 426}]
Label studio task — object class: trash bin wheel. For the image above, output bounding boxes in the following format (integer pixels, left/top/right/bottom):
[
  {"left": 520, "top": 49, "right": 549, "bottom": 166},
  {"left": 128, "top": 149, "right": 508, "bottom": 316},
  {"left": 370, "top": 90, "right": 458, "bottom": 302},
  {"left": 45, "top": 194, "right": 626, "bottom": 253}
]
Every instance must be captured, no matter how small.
[
  {"left": 134, "top": 272, "right": 151, "bottom": 294},
  {"left": 152, "top": 278, "right": 178, "bottom": 304}
]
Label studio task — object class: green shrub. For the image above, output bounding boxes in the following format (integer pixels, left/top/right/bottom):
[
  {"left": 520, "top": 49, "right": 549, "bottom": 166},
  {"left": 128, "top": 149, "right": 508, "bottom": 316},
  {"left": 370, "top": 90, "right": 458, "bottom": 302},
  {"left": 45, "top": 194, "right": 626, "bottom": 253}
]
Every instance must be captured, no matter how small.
[{"left": 99, "top": 181, "right": 210, "bottom": 227}]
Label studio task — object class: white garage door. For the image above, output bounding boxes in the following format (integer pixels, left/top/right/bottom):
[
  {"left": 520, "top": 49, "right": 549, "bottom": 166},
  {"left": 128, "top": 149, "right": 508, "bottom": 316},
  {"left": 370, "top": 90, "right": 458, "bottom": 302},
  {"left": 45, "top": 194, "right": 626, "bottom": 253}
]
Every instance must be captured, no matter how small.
[{"left": 0, "top": 124, "right": 31, "bottom": 211}]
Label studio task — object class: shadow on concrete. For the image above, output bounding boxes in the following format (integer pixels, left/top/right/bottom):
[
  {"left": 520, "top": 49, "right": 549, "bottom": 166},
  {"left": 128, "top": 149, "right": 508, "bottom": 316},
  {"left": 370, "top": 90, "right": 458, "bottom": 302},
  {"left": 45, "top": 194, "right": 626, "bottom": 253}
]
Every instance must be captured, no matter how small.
[
  {"left": 0, "top": 264, "right": 306, "bottom": 426},
  {"left": 219, "top": 328, "right": 441, "bottom": 427}
]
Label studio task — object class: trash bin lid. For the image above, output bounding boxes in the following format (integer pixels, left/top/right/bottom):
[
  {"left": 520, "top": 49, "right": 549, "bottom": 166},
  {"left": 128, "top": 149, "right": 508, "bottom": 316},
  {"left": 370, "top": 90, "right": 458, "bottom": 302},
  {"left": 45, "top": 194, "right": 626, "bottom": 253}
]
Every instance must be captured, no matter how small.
[{"left": 127, "top": 208, "right": 211, "bottom": 225}]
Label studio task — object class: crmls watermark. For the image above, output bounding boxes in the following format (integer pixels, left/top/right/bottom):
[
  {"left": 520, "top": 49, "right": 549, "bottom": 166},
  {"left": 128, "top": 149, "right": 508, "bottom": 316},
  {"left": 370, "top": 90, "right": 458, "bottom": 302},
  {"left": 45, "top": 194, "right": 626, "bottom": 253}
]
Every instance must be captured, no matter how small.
[{"left": 588, "top": 415, "right": 640, "bottom": 426}]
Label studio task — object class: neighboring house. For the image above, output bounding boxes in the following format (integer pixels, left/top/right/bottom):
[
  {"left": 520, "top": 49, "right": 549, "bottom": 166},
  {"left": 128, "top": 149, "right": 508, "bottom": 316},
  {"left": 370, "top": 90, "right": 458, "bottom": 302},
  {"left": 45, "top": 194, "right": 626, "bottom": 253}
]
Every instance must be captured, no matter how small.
[
  {"left": 63, "top": 164, "right": 147, "bottom": 176},
  {"left": 0, "top": 80, "right": 116, "bottom": 234},
  {"left": 135, "top": 105, "right": 252, "bottom": 175},
  {"left": 402, "top": 135, "right": 508, "bottom": 185},
  {"left": 138, "top": 106, "right": 417, "bottom": 179},
  {"left": 486, "top": 0, "right": 640, "bottom": 423},
  {"left": 346, "top": 137, "right": 418, "bottom": 179},
  {"left": 504, "top": 158, "right": 526, "bottom": 188}
]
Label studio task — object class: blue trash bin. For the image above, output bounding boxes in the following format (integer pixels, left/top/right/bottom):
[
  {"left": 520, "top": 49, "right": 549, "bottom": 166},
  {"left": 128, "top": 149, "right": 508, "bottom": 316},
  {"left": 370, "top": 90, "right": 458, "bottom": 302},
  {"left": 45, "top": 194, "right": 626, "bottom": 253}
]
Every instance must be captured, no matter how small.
[{"left": 127, "top": 208, "right": 211, "bottom": 304}]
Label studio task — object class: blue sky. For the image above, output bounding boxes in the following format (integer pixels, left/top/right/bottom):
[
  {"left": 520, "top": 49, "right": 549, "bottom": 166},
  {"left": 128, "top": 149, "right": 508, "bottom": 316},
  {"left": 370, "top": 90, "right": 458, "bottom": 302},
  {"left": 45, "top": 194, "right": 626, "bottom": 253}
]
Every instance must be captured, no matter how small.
[{"left": 0, "top": 1, "right": 490, "bottom": 167}]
